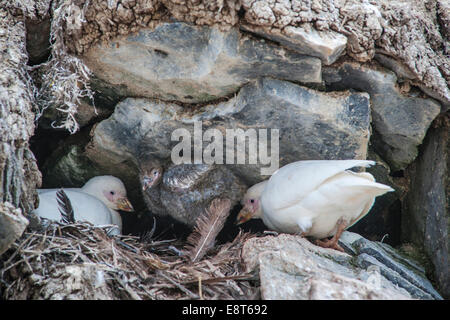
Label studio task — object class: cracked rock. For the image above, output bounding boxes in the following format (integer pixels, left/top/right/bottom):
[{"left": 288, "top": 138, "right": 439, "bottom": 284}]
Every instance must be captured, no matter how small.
[{"left": 83, "top": 22, "right": 322, "bottom": 103}]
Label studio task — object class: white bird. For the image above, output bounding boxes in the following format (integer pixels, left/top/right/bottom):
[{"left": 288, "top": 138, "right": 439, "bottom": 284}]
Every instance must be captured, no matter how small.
[
  {"left": 236, "top": 160, "right": 394, "bottom": 251},
  {"left": 34, "top": 176, "right": 134, "bottom": 234}
]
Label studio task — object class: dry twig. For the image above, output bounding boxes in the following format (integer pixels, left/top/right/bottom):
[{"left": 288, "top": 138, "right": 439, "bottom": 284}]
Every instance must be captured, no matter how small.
[{"left": 0, "top": 221, "right": 258, "bottom": 300}]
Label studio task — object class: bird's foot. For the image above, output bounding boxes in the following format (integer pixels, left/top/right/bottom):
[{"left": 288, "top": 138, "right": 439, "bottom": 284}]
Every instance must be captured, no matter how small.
[
  {"left": 314, "top": 218, "right": 348, "bottom": 252},
  {"left": 315, "top": 238, "right": 345, "bottom": 252}
]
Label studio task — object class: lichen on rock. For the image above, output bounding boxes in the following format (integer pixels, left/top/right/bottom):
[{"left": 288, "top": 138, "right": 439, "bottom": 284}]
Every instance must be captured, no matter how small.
[
  {"left": 0, "top": 6, "right": 41, "bottom": 214},
  {"left": 240, "top": 0, "right": 449, "bottom": 106}
]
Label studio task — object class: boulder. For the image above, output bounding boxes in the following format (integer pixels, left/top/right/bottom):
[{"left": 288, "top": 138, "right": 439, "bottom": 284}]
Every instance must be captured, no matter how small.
[
  {"left": 242, "top": 232, "right": 442, "bottom": 300},
  {"left": 343, "top": 233, "right": 442, "bottom": 300},
  {"left": 82, "top": 22, "right": 322, "bottom": 103},
  {"left": 323, "top": 62, "right": 441, "bottom": 171},
  {"left": 403, "top": 117, "right": 450, "bottom": 298}
]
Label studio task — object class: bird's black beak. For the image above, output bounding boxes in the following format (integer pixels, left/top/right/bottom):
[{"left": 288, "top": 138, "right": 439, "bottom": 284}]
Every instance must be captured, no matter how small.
[{"left": 143, "top": 176, "right": 159, "bottom": 191}]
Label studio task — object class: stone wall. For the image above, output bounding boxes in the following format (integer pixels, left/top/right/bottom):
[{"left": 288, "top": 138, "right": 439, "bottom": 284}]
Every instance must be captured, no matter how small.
[{"left": 1, "top": 0, "right": 448, "bottom": 299}]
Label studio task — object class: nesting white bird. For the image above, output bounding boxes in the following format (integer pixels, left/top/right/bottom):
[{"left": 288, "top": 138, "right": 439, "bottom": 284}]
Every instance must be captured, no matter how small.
[
  {"left": 236, "top": 160, "right": 394, "bottom": 251},
  {"left": 33, "top": 176, "right": 134, "bottom": 234}
]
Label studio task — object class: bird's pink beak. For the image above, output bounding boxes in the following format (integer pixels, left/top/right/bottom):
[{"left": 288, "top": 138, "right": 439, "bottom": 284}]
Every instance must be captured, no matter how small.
[
  {"left": 116, "top": 197, "right": 134, "bottom": 212},
  {"left": 236, "top": 206, "right": 253, "bottom": 225}
]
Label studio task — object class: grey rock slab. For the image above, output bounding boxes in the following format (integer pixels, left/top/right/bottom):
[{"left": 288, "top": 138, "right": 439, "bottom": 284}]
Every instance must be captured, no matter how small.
[
  {"left": 242, "top": 234, "right": 412, "bottom": 300},
  {"left": 241, "top": 24, "right": 347, "bottom": 65},
  {"left": 354, "top": 238, "right": 443, "bottom": 300},
  {"left": 339, "top": 231, "right": 443, "bottom": 300},
  {"left": 374, "top": 54, "right": 416, "bottom": 80},
  {"left": 337, "top": 230, "right": 362, "bottom": 256},
  {"left": 380, "top": 243, "right": 426, "bottom": 276},
  {"left": 83, "top": 22, "right": 322, "bottom": 103},
  {"left": 244, "top": 232, "right": 442, "bottom": 300},
  {"left": 323, "top": 62, "right": 441, "bottom": 170},
  {"left": 87, "top": 78, "right": 371, "bottom": 186},
  {"left": 42, "top": 144, "right": 101, "bottom": 188},
  {"left": 356, "top": 254, "right": 434, "bottom": 300},
  {"left": 403, "top": 120, "right": 450, "bottom": 298}
]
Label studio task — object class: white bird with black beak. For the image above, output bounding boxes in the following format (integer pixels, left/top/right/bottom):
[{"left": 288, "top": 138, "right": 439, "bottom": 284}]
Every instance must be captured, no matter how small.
[
  {"left": 236, "top": 160, "right": 394, "bottom": 251},
  {"left": 34, "top": 176, "right": 134, "bottom": 234}
]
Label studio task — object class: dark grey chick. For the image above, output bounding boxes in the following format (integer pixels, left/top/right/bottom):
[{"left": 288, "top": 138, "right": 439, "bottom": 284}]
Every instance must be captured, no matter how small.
[{"left": 139, "top": 162, "right": 245, "bottom": 227}]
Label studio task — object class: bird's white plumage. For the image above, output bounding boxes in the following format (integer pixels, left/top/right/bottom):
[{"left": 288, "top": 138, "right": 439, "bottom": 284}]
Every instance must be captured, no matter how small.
[
  {"left": 259, "top": 160, "right": 394, "bottom": 238},
  {"left": 33, "top": 176, "right": 128, "bottom": 234},
  {"left": 34, "top": 190, "right": 113, "bottom": 225}
]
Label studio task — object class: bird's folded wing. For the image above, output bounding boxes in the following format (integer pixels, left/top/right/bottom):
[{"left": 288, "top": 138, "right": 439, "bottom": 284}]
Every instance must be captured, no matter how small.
[
  {"left": 262, "top": 160, "right": 376, "bottom": 212},
  {"left": 34, "top": 190, "right": 113, "bottom": 225},
  {"left": 301, "top": 171, "right": 393, "bottom": 214},
  {"left": 163, "top": 164, "right": 213, "bottom": 190},
  {"left": 38, "top": 188, "right": 81, "bottom": 194}
]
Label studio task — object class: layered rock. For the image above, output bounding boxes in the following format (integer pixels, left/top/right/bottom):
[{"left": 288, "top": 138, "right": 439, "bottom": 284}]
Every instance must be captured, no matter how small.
[
  {"left": 89, "top": 78, "right": 370, "bottom": 185},
  {"left": 241, "top": 24, "right": 347, "bottom": 65},
  {"left": 323, "top": 62, "right": 441, "bottom": 171},
  {"left": 83, "top": 22, "right": 322, "bottom": 103},
  {"left": 51, "top": 0, "right": 448, "bottom": 107},
  {"left": 240, "top": 0, "right": 449, "bottom": 107},
  {"left": 403, "top": 116, "right": 450, "bottom": 298},
  {"left": 242, "top": 232, "right": 442, "bottom": 300}
]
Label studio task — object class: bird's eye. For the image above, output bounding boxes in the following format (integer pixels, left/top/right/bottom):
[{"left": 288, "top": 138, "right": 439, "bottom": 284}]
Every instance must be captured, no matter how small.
[
  {"left": 153, "top": 170, "right": 158, "bottom": 175},
  {"left": 250, "top": 199, "right": 254, "bottom": 203},
  {"left": 110, "top": 191, "right": 115, "bottom": 195}
]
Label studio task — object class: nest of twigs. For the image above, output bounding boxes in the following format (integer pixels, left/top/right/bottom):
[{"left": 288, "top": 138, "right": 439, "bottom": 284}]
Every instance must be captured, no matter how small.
[{"left": 0, "top": 221, "right": 259, "bottom": 300}]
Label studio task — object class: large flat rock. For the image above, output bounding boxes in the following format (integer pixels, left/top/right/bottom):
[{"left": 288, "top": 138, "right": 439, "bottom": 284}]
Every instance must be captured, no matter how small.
[
  {"left": 323, "top": 62, "right": 441, "bottom": 171},
  {"left": 242, "top": 232, "right": 442, "bottom": 300},
  {"left": 83, "top": 22, "right": 322, "bottom": 103}
]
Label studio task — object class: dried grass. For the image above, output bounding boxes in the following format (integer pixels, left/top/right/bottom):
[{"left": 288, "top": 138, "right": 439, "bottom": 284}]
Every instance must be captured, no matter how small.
[
  {"left": 29, "top": 0, "right": 95, "bottom": 134},
  {"left": 0, "top": 221, "right": 259, "bottom": 300}
]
